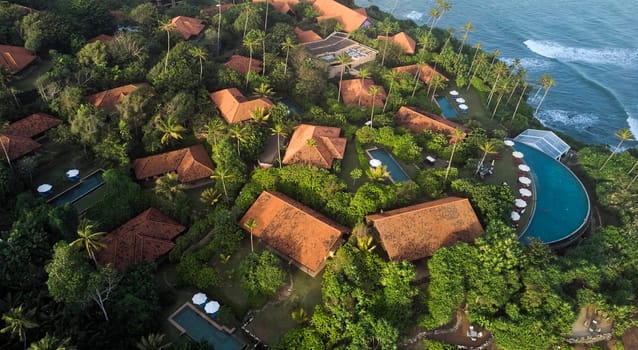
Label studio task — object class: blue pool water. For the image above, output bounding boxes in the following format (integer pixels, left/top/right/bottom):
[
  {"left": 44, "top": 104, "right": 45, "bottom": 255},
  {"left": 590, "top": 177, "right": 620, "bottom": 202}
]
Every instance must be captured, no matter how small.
[
  {"left": 514, "top": 142, "right": 590, "bottom": 244},
  {"left": 436, "top": 97, "right": 458, "bottom": 119},
  {"left": 49, "top": 170, "right": 105, "bottom": 207},
  {"left": 367, "top": 148, "right": 411, "bottom": 183},
  {"left": 172, "top": 306, "right": 246, "bottom": 350}
]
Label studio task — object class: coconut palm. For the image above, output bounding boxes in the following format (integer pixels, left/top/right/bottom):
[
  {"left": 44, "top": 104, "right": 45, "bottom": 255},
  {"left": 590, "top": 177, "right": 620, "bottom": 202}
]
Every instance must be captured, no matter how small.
[
  {"left": 229, "top": 124, "right": 247, "bottom": 156},
  {"left": 1, "top": 305, "right": 38, "bottom": 350},
  {"left": 599, "top": 128, "right": 634, "bottom": 170},
  {"left": 534, "top": 73, "right": 555, "bottom": 114},
  {"left": 356, "top": 68, "right": 371, "bottom": 106},
  {"left": 204, "top": 119, "right": 227, "bottom": 147},
  {"left": 291, "top": 308, "right": 309, "bottom": 324},
  {"left": 411, "top": 52, "right": 427, "bottom": 97},
  {"left": 253, "top": 82, "right": 274, "bottom": 98},
  {"left": 156, "top": 115, "right": 186, "bottom": 145},
  {"left": 466, "top": 51, "right": 487, "bottom": 90},
  {"left": 366, "top": 164, "right": 390, "bottom": 182},
  {"left": 136, "top": 333, "right": 171, "bottom": 350},
  {"left": 0, "top": 119, "right": 13, "bottom": 169},
  {"left": 445, "top": 129, "right": 465, "bottom": 181},
  {"left": 160, "top": 19, "right": 176, "bottom": 74},
  {"left": 241, "top": 3, "right": 257, "bottom": 40},
  {"left": 243, "top": 30, "right": 261, "bottom": 87},
  {"left": 243, "top": 217, "right": 257, "bottom": 252},
  {"left": 200, "top": 188, "right": 222, "bottom": 207},
  {"left": 428, "top": 74, "right": 447, "bottom": 99},
  {"left": 211, "top": 167, "right": 234, "bottom": 203},
  {"left": 475, "top": 140, "right": 498, "bottom": 175},
  {"left": 263, "top": 0, "right": 271, "bottom": 31},
  {"left": 250, "top": 106, "right": 270, "bottom": 124},
  {"left": 71, "top": 219, "right": 107, "bottom": 266},
  {"left": 368, "top": 85, "right": 380, "bottom": 127},
  {"left": 28, "top": 333, "right": 75, "bottom": 350},
  {"left": 487, "top": 62, "right": 508, "bottom": 106},
  {"left": 154, "top": 172, "right": 185, "bottom": 203},
  {"left": 255, "top": 29, "right": 267, "bottom": 75},
  {"left": 188, "top": 46, "right": 207, "bottom": 81},
  {"left": 354, "top": 236, "right": 377, "bottom": 253},
  {"left": 427, "top": 7, "right": 440, "bottom": 34},
  {"left": 507, "top": 67, "right": 527, "bottom": 103},
  {"left": 281, "top": 36, "right": 296, "bottom": 75},
  {"left": 336, "top": 52, "right": 351, "bottom": 103},
  {"left": 491, "top": 81, "right": 509, "bottom": 119},
  {"left": 215, "top": 0, "right": 223, "bottom": 55},
  {"left": 382, "top": 69, "right": 400, "bottom": 113},
  {"left": 626, "top": 160, "right": 638, "bottom": 190},
  {"left": 416, "top": 31, "right": 437, "bottom": 53},
  {"left": 457, "top": 21, "right": 474, "bottom": 54},
  {"left": 270, "top": 123, "right": 288, "bottom": 168},
  {"left": 510, "top": 82, "right": 528, "bottom": 125},
  {"left": 350, "top": 168, "right": 362, "bottom": 186},
  {"left": 377, "top": 18, "right": 398, "bottom": 66}
]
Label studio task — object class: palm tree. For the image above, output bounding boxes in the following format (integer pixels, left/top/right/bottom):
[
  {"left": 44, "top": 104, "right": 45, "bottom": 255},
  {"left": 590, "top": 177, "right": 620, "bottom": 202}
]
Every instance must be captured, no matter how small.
[
  {"left": 491, "top": 82, "right": 509, "bottom": 119},
  {"left": 366, "top": 164, "right": 390, "bottom": 182},
  {"left": 200, "top": 187, "right": 222, "bottom": 207},
  {"left": 377, "top": 18, "right": 397, "bottom": 66},
  {"left": 241, "top": 3, "right": 257, "bottom": 40},
  {"left": 28, "top": 333, "right": 75, "bottom": 350},
  {"left": 445, "top": 129, "right": 465, "bottom": 181},
  {"left": 188, "top": 46, "right": 207, "bottom": 81},
  {"left": 1, "top": 305, "right": 38, "bottom": 350},
  {"left": 382, "top": 69, "right": 399, "bottom": 113},
  {"left": 350, "top": 168, "right": 362, "bottom": 186},
  {"left": 510, "top": 83, "right": 528, "bottom": 125},
  {"left": 475, "top": 141, "right": 498, "bottom": 175},
  {"left": 0, "top": 119, "right": 13, "bottom": 170},
  {"left": 354, "top": 236, "right": 377, "bottom": 253},
  {"left": 416, "top": 31, "right": 437, "bottom": 54},
  {"left": 356, "top": 68, "right": 371, "bottom": 106},
  {"left": 204, "top": 119, "right": 227, "bottom": 147},
  {"left": 487, "top": 62, "right": 508, "bottom": 106},
  {"left": 156, "top": 115, "right": 186, "bottom": 145},
  {"left": 599, "top": 128, "right": 634, "bottom": 170},
  {"left": 229, "top": 124, "right": 247, "bottom": 156},
  {"left": 243, "top": 30, "right": 260, "bottom": 87},
  {"left": 291, "top": 308, "right": 309, "bottom": 324},
  {"left": 215, "top": 0, "right": 223, "bottom": 55},
  {"left": 626, "top": 161, "right": 638, "bottom": 190},
  {"left": 255, "top": 29, "right": 267, "bottom": 75},
  {"left": 428, "top": 74, "right": 447, "bottom": 99},
  {"left": 466, "top": 51, "right": 487, "bottom": 90},
  {"left": 154, "top": 172, "right": 185, "bottom": 202},
  {"left": 253, "top": 82, "right": 274, "bottom": 98},
  {"left": 336, "top": 52, "right": 351, "bottom": 103},
  {"left": 534, "top": 73, "right": 555, "bottom": 114},
  {"left": 368, "top": 85, "right": 379, "bottom": 127},
  {"left": 281, "top": 36, "right": 296, "bottom": 75},
  {"left": 457, "top": 21, "right": 474, "bottom": 54},
  {"left": 211, "top": 167, "right": 234, "bottom": 203},
  {"left": 71, "top": 219, "right": 106, "bottom": 266},
  {"left": 263, "top": 0, "right": 271, "bottom": 31},
  {"left": 136, "top": 333, "right": 171, "bottom": 350},
  {"left": 270, "top": 123, "right": 288, "bottom": 168},
  {"left": 243, "top": 217, "right": 257, "bottom": 253},
  {"left": 160, "top": 19, "right": 176, "bottom": 74},
  {"left": 411, "top": 53, "right": 427, "bottom": 97},
  {"left": 250, "top": 106, "right": 270, "bottom": 124}
]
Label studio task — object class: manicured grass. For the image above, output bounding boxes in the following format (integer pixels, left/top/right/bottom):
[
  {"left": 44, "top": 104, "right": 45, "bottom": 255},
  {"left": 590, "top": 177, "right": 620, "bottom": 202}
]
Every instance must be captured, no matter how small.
[
  {"left": 339, "top": 140, "right": 367, "bottom": 192},
  {"left": 443, "top": 83, "right": 503, "bottom": 130},
  {"left": 12, "top": 59, "right": 54, "bottom": 92}
]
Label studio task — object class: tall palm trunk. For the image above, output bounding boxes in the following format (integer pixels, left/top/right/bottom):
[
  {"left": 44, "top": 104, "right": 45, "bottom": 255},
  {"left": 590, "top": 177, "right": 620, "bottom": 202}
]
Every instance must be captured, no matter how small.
[
  {"left": 164, "top": 30, "right": 171, "bottom": 73},
  {"left": 534, "top": 86, "right": 552, "bottom": 114},
  {"left": 444, "top": 143, "right": 457, "bottom": 181},
  {"left": 216, "top": 5, "right": 222, "bottom": 55},
  {"left": 383, "top": 80, "right": 393, "bottom": 113},
  {"left": 284, "top": 46, "right": 290, "bottom": 75},
  {"left": 0, "top": 139, "right": 12, "bottom": 170},
  {"left": 507, "top": 78, "right": 520, "bottom": 103},
  {"left": 487, "top": 73, "right": 501, "bottom": 106},
  {"left": 411, "top": 69, "right": 421, "bottom": 97},
  {"left": 277, "top": 134, "right": 282, "bottom": 168},
  {"left": 491, "top": 91, "right": 505, "bottom": 119},
  {"left": 337, "top": 67, "right": 345, "bottom": 102},
  {"left": 245, "top": 49, "right": 253, "bottom": 87},
  {"left": 511, "top": 84, "right": 527, "bottom": 125},
  {"left": 264, "top": 0, "right": 269, "bottom": 31}
]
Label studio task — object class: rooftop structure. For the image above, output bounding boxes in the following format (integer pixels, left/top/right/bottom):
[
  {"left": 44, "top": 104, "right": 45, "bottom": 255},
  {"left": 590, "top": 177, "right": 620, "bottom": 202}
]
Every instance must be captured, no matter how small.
[
  {"left": 514, "top": 129, "right": 571, "bottom": 160},
  {"left": 5, "top": 113, "right": 62, "bottom": 139},
  {"left": 0, "top": 45, "right": 37, "bottom": 72},
  {"left": 282, "top": 124, "right": 346, "bottom": 168},
  {"left": 366, "top": 197, "right": 484, "bottom": 261},
  {"left": 224, "top": 55, "right": 263, "bottom": 75},
  {"left": 87, "top": 34, "right": 114, "bottom": 44},
  {"left": 86, "top": 83, "right": 149, "bottom": 109},
  {"left": 377, "top": 32, "right": 416, "bottom": 55},
  {"left": 394, "top": 64, "right": 448, "bottom": 85},
  {"left": 209, "top": 88, "right": 273, "bottom": 124},
  {"left": 252, "top": 0, "right": 298, "bottom": 15},
  {"left": 240, "top": 191, "right": 349, "bottom": 277},
  {"left": 312, "top": 0, "right": 371, "bottom": 33},
  {"left": 294, "top": 27, "right": 322, "bottom": 44},
  {"left": 0, "top": 135, "right": 41, "bottom": 161},
  {"left": 133, "top": 145, "right": 215, "bottom": 184},
  {"left": 339, "top": 79, "right": 386, "bottom": 107},
  {"left": 169, "top": 16, "right": 205, "bottom": 40},
  {"left": 303, "top": 32, "right": 377, "bottom": 78},
  {"left": 395, "top": 106, "right": 466, "bottom": 139}
]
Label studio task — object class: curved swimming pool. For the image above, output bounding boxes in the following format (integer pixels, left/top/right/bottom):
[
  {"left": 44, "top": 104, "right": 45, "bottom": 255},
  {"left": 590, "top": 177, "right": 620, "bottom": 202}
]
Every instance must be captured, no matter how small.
[{"left": 513, "top": 142, "right": 590, "bottom": 244}]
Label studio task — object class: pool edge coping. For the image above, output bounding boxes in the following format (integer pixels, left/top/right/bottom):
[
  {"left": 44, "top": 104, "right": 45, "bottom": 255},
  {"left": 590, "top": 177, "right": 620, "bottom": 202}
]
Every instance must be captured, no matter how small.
[
  {"left": 364, "top": 147, "right": 411, "bottom": 183},
  {"left": 46, "top": 168, "right": 106, "bottom": 206}
]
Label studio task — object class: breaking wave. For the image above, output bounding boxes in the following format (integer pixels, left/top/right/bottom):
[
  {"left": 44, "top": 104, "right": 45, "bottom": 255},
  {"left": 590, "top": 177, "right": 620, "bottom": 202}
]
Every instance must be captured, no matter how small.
[{"left": 524, "top": 40, "right": 638, "bottom": 67}]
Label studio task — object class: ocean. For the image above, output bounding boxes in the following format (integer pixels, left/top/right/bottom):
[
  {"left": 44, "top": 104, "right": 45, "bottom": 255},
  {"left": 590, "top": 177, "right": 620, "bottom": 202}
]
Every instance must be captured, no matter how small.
[{"left": 355, "top": 0, "right": 638, "bottom": 147}]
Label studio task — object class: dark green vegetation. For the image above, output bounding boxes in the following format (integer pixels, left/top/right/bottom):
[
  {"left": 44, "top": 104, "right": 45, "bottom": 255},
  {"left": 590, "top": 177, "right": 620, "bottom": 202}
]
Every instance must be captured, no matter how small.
[{"left": 1, "top": 0, "right": 638, "bottom": 349}]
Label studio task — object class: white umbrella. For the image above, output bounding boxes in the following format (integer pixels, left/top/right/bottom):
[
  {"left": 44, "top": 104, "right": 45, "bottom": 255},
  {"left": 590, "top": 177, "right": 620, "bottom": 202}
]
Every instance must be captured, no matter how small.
[
  {"left": 518, "top": 164, "right": 530, "bottom": 172},
  {"left": 66, "top": 169, "right": 79, "bottom": 177},
  {"left": 458, "top": 104, "right": 469, "bottom": 110},
  {"left": 511, "top": 211, "right": 521, "bottom": 221},
  {"left": 192, "top": 292, "right": 207, "bottom": 305},
  {"left": 204, "top": 300, "right": 220, "bottom": 314},
  {"left": 37, "top": 184, "right": 52, "bottom": 193},
  {"left": 369, "top": 159, "right": 382, "bottom": 168},
  {"left": 504, "top": 140, "right": 515, "bottom": 147},
  {"left": 455, "top": 97, "right": 466, "bottom": 104},
  {"left": 512, "top": 151, "right": 524, "bottom": 159},
  {"left": 449, "top": 90, "right": 459, "bottom": 96},
  {"left": 518, "top": 176, "right": 531, "bottom": 185},
  {"left": 514, "top": 198, "right": 527, "bottom": 208},
  {"left": 519, "top": 188, "right": 532, "bottom": 197}
]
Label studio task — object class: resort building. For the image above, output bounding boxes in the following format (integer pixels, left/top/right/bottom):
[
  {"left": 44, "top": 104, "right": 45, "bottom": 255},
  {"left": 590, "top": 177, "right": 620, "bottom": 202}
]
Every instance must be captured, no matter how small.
[
  {"left": 0, "top": 45, "right": 37, "bottom": 73},
  {"left": 224, "top": 55, "right": 263, "bottom": 75},
  {"left": 97, "top": 208, "right": 186, "bottom": 271},
  {"left": 377, "top": 32, "right": 417, "bottom": 55},
  {"left": 311, "top": 0, "right": 371, "bottom": 33},
  {"left": 303, "top": 32, "right": 377, "bottom": 78},
  {"left": 240, "top": 191, "right": 349, "bottom": 277},
  {"left": 339, "top": 79, "right": 387, "bottom": 108},
  {"left": 209, "top": 88, "right": 274, "bottom": 124},
  {"left": 86, "top": 83, "right": 150, "bottom": 109},
  {"left": 0, "top": 113, "right": 61, "bottom": 161},
  {"left": 394, "top": 63, "right": 448, "bottom": 85},
  {"left": 201, "top": 3, "right": 233, "bottom": 16},
  {"left": 87, "top": 34, "right": 114, "bottom": 44},
  {"left": 168, "top": 16, "right": 205, "bottom": 40},
  {"left": 294, "top": 27, "right": 322, "bottom": 44},
  {"left": 514, "top": 129, "right": 571, "bottom": 160},
  {"left": 133, "top": 144, "right": 215, "bottom": 185},
  {"left": 252, "top": 0, "right": 298, "bottom": 16},
  {"left": 365, "top": 197, "right": 484, "bottom": 261},
  {"left": 395, "top": 106, "right": 467, "bottom": 139},
  {"left": 282, "top": 124, "right": 346, "bottom": 168}
]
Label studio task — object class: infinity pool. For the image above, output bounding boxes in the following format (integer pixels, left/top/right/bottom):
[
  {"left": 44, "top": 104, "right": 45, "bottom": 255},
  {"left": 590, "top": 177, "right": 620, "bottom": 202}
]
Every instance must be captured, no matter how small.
[
  {"left": 436, "top": 96, "right": 458, "bottom": 119},
  {"left": 49, "top": 170, "right": 105, "bottom": 207},
  {"left": 514, "top": 142, "right": 590, "bottom": 244},
  {"left": 367, "top": 148, "right": 411, "bottom": 183},
  {"left": 170, "top": 304, "right": 246, "bottom": 350}
]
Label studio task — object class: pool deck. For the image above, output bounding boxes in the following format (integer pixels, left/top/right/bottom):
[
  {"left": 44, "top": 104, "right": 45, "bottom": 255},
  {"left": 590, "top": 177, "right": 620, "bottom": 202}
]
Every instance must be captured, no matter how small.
[
  {"left": 364, "top": 147, "right": 410, "bottom": 183},
  {"left": 46, "top": 168, "right": 105, "bottom": 206},
  {"left": 168, "top": 302, "right": 237, "bottom": 336}
]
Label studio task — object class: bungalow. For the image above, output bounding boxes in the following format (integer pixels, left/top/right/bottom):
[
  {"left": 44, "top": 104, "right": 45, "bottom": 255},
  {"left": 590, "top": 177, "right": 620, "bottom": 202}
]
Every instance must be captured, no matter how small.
[
  {"left": 201, "top": 3, "right": 233, "bottom": 16},
  {"left": 394, "top": 63, "right": 447, "bottom": 85},
  {"left": 312, "top": 0, "right": 371, "bottom": 33},
  {"left": 240, "top": 191, "right": 349, "bottom": 277},
  {"left": 209, "top": 88, "right": 273, "bottom": 124},
  {"left": 377, "top": 32, "right": 416, "bottom": 55},
  {"left": 87, "top": 34, "right": 114, "bottom": 44},
  {"left": 224, "top": 55, "right": 263, "bottom": 75},
  {"left": 133, "top": 144, "right": 215, "bottom": 185},
  {"left": 168, "top": 16, "right": 205, "bottom": 40},
  {"left": 0, "top": 113, "right": 62, "bottom": 162},
  {"left": 0, "top": 135, "right": 41, "bottom": 162},
  {"left": 339, "top": 79, "right": 387, "bottom": 108},
  {"left": 365, "top": 197, "right": 484, "bottom": 261},
  {"left": 303, "top": 32, "right": 377, "bottom": 78},
  {"left": 252, "top": 0, "right": 298, "bottom": 16},
  {"left": 395, "top": 106, "right": 467, "bottom": 139},
  {"left": 294, "top": 27, "right": 322, "bottom": 44},
  {"left": 86, "top": 83, "right": 149, "bottom": 109},
  {"left": 282, "top": 124, "right": 346, "bottom": 169},
  {"left": 96, "top": 208, "right": 186, "bottom": 272},
  {"left": 0, "top": 45, "right": 37, "bottom": 73}
]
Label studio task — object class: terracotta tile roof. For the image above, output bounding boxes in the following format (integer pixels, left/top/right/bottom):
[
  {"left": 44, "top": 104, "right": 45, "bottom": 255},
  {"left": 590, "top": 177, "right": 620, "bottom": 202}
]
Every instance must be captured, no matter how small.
[
  {"left": 366, "top": 197, "right": 484, "bottom": 261},
  {"left": 339, "top": 79, "right": 387, "bottom": 107},
  {"left": 377, "top": 32, "right": 416, "bottom": 55},
  {"left": 252, "top": 0, "right": 299, "bottom": 15},
  {"left": 169, "top": 16, "right": 205, "bottom": 40},
  {"left": 86, "top": 83, "right": 149, "bottom": 109},
  {"left": 353, "top": 7, "right": 367, "bottom": 16},
  {"left": 0, "top": 134, "right": 41, "bottom": 161},
  {"left": 240, "top": 191, "right": 348, "bottom": 276},
  {"left": 5, "top": 113, "right": 61, "bottom": 138},
  {"left": 224, "top": 55, "right": 262, "bottom": 75},
  {"left": 133, "top": 144, "right": 215, "bottom": 183},
  {"left": 294, "top": 27, "right": 322, "bottom": 44},
  {"left": 312, "top": 0, "right": 371, "bottom": 33},
  {"left": 282, "top": 124, "right": 346, "bottom": 168},
  {"left": 396, "top": 106, "right": 466, "bottom": 139},
  {"left": 209, "top": 88, "right": 273, "bottom": 124},
  {"left": 394, "top": 64, "right": 448, "bottom": 85},
  {"left": 201, "top": 3, "right": 233, "bottom": 16},
  {"left": 87, "top": 34, "right": 114, "bottom": 44},
  {"left": 97, "top": 208, "right": 185, "bottom": 271},
  {"left": 0, "top": 45, "right": 37, "bottom": 72}
]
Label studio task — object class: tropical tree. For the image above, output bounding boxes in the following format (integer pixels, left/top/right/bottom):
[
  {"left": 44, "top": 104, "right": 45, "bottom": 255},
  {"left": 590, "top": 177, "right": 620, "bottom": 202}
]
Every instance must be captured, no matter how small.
[
  {"left": 510, "top": 82, "right": 528, "bottom": 125},
  {"left": 1, "top": 305, "right": 38, "bottom": 350},
  {"left": 350, "top": 168, "right": 362, "bottom": 186},
  {"left": 215, "top": 0, "right": 223, "bottom": 55},
  {"left": 626, "top": 161, "right": 638, "bottom": 190},
  {"left": 270, "top": 123, "right": 288, "bottom": 168},
  {"left": 255, "top": 29, "right": 267, "bottom": 75},
  {"left": 212, "top": 167, "right": 234, "bottom": 203},
  {"left": 356, "top": 68, "right": 371, "bottom": 106},
  {"left": 428, "top": 74, "right": 447, "bottom": 99},
  {"left": 204, "top": 119, "right": 227, "bottom": 147},
  {"left": 161, "top": 19, "right": 176, "bottom": 74},
  {"left": 466, "top": 49, "right": 486, "bottom": 90},
  {"left": 156, "top": 115, "right": 186, "bottom": 145},
  {"left": 253, "top": 82, "right": 274, "bottom": 98},
  {"left": 200, "top": 188, "right": 221, "bottom": 207},
  {"left": 71, "top": 219, "right": 106, "bottom": 266},
  {"left": 416, "top": 31, "right": 437, "bottom": 54},
  {"left": 0, "top": 119, "right": 12, "bottom": 169},
  {"left": 28, "top": 333, "right": 75, "bottom": 350},
  {"left": 534, "top": 73, "right": 555, "bottom": 114},
  {"left": 229, "top": 124, "right": 247, "bottom": 156},
  {"left": 336, "top": 52, "right": 352, "bottom": 103},
  {"left": 377, "top": 18, "right": 398, "bottom": 66},
  {"left": 457, "top": 21, "right": 474, "bottom": 55},
  {"left": 281, "top": 36, "right": 296, "bottom": 75},
  {"left": 368, "top": 85, "right": 380, "bottom": 127},
  {"left": 154, "top": 172, "right": 185, "bottom": 202},
  {"left": 487, "top": 62, "right": 508, "bottom": 106},
  {"left": 475, "top": 140, "right": 498, "bottom": 175},
  {"left": 366, "top": 164, "right": 390, "bottom": 182},
  {"left": 136, "top": 333, "right": 171, "bottom": 350},
  {"left": 250, "top": 106, "right": 270, "bottom": 124},
  {"left": 244, "top": 217, "right": 257, "bottom": 253},
  {"left": 243, "top": 29, "right": 261, "bottom": 86},
  {"left": 241, "top": 3, "right": 258, "bottom": 40},
  {"left": 188, "top": 46, "right": 207, "bottom": 81},
  {"left": 291, "top": 308, "right": 309, "bottom": 324},
  {"left": 263, "top": 0, "right": 271, "bottom": 31},
  {"left": 599, "top": 128, "right": 634, "bottom": 170},
  {"left": 445, "top": 129, "right": 465, "bottom": 181},
  {"left": 382, "top": 69, "right": 400, "bottom": 113},
  {"left": 412, "top": 53, "right": 427, "bottom": 97},
  {"left": 354, "top": 236, "right": 377, "bottom": 253}
]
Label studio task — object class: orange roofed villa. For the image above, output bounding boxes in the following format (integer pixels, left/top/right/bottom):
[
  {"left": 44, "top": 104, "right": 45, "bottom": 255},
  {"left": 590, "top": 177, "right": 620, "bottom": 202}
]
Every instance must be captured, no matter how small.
[
  {"left": 282, "top": 124, "right": 346, "bottom": 168},
  {"left": 224, "top": 55, "right": 263, "bottom": 75},
  {"left": 0, "top": 113, "right": 61, "bottom": 162},
  {"left": 394, "top": 63, "right": 448, "bottom": 85},
  {"left": 133, "top": 144, "right": 215, "bottom": 185},
  {"left": 396, "top": 106, "right": 467, "bottom": 139},
  {"left": 377, "top": 32, "right": 416, "bottom": 55},
  {"left": 340, "top": 79, "right": 387, "bottom": 108},
  {"left": 240, "top": 191, "right": 349, "bottom": 277},
  {"left": 168, "top": 16, "right": 205, "bottom": 40},
  {"left": 97, "top": 208, "right": 186, "bottom": 272},
  {"left": 294, "top": 27, "right": 322, "bottom": 44},
  {"left": 0, "top": 45, "right": 37, "bottom": 74},
  {"left": 209, "top": 88, "right": 273, "bottom": 124},
  {"left": 86, "top": 83, "right": 149, "bottom": 109},
  {"left": 366, "top": 197, "right": 484, "bottom": 261}
]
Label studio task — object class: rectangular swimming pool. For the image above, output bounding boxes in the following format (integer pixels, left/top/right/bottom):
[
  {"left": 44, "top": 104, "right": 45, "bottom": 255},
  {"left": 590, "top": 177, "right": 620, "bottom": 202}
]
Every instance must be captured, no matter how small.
[
  {"left": 367, "top": 148, "right": 411, "bottom": 183},
  {"left": 436, "top": 96, "right": 458, "bottom": 119},
  {"left": 48, "top": 170, "right": 105, "bottom": 207},
  {"left": 170, "top": 304, "right": 246, "bottom": 350}
]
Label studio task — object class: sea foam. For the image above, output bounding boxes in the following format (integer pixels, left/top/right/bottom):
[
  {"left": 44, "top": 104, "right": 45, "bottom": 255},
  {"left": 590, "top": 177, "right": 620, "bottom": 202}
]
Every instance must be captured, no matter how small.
[
  {"left": 502, "top": 57, "right": 551, "bottom": 71},
  {"left": 405, "top": 10, "right": 423, "bottom": 21},
  {"left": 524, "top": 40, "right": 638, "bottom": 67},
  {"left": 535, "top": 109, "right": 599, "bottom": 128}
]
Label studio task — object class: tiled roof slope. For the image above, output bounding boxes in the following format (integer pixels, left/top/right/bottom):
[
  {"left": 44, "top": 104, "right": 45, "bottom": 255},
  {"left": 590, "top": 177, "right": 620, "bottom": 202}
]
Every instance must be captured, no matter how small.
[
  {"left": 209, "top": 88, "right": 273, "bottom": 124},
  {"left": 294, "top": 27, "right": 322, "bottom": 44},
  {"left": 169, "top": 16, "right": 205, "bottom": 40},
  {"left": 97, "top": 208, "right": 186, "bottom": 271},
  {"left": 252, "top": 0, "right": 299, "bottom": 14},
  {"left": 87, "top": 34, "right": 114, "bottom": 44},
  {"left": 377, "top": 32, "right": 416, "bottom": 55},
  {"left": 282, "top": 124, "right": 346, "bottom": 168},
  {"left": 224, "top": 55, "right": 263, "bottom": 75},
  {"left": 312, "top": 0, "right": 370, "bottom": 33},
  {"left": 86, "top": 83, "right": 149, "bottom": 109},
  {"left": 396, "top": 106, "right": 466, "bottom": 138},
  {"left": 240, "top": 191, "right": 348, "bottom": 276},
  {"left": 394, "top": 64, "right": 448, "bottom": 85},
  {"left": 6, "top": 113, "right": 61, "bottom": 138},
  {"left": 0, "top": 45, "right": 36, "bottom": 72},
  {"left": 339, "top": 79, "right": 387, "bottom": 107},
  {"left": 133, "top": 145, "right": 215, "bottom": 183},
  {"left": 0, "top": 134, "right": 41, "bottom": 161},
  {"left": 366, "top": 197, "right": 484, "bottom": 261}
]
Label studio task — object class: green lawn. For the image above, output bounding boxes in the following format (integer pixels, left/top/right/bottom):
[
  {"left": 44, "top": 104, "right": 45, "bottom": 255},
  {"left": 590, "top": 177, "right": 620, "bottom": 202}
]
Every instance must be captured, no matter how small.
[
  {"left": 339, "top": 140, "right": 367, "bottom": 192},
  {"left": 443, "top": 83, "right": 504, "bottom": 131},
  {"left": 12, "top": 59, "right": 54, "bottom": 92}
]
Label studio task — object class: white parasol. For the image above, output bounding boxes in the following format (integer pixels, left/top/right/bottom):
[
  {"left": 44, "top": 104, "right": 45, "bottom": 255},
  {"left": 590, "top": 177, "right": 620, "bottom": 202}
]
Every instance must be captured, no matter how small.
[
  {"left": 511, "top": 211, "right": 521, "bottom": 221},
  {"left": 192, "top": 292, "right": 207, "bottom": 305},
  {"left": 518, "top": 164, "right": 531, "bottom": 172},
  {"left": 204, "top": 300, "right": 220, "bottom": 314},
  {"left": 449, "top": 90, "right": 459, "bottom": 96},
  {"left": 518, "top": 176, "right": 532, "bottom": 185},
  {"left": 519, "top": 188, "right": 532, "bottom": 197},
  {"left": 504, "top": 140, "right": 515, "bottom": 147},
  {"left": 66, "top": 169, "right": 80, "bottom": 177},
  {"left": 369, "top": 159, "right": 382, "bottom": 168},
  {"left": 37, "top": 184, "right": 52, "bottom": 193},
  {"left": 512, "top": 151, "right": 524, "bottom": 159},
  {"left": 458, "top": 104, "right": 469, "bottom": 110},
  {"left": 514, "top": 198, "right": 528, "bottom": 208},
  {"left": 455, "top": 97, "right": 466, "bottom": 104}
]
